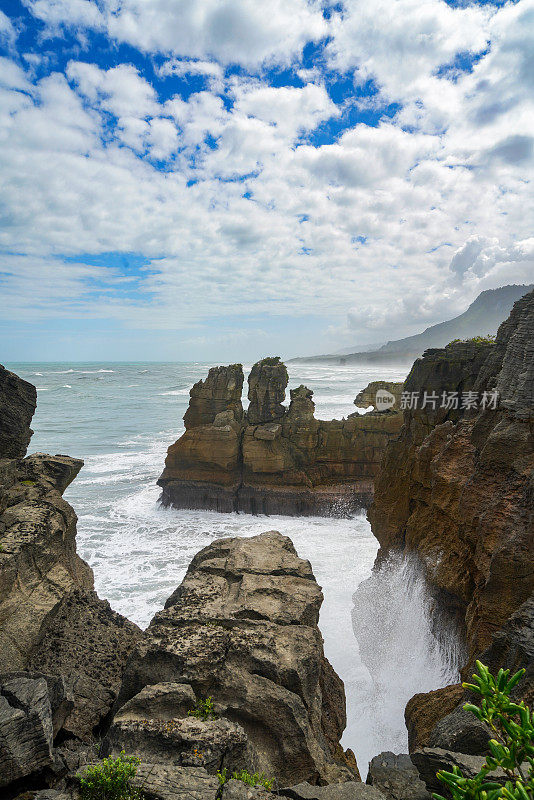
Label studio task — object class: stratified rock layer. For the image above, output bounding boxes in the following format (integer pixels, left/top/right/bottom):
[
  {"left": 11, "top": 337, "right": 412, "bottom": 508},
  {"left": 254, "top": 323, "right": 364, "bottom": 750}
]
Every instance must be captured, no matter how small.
[
  {"left": 184, "top": 365, "right": 244, "bottom": 430},
  {"left": 159, "top": 359, "right": 403, "bottom": 516},
  {"left": 0, "top": 373, "right": 142, "bottom": 748},
  {"left": 115, "top": 531, "right": 358, "bottom": 786},
  {"left": 0, "top": 364, "right": 37, "bottom": 459},
  {"left": 369, "top": 289, "right": 534, "bottom": 663},
  {"left": 0, "top": 453, "right": 92, "bottom": 672}
]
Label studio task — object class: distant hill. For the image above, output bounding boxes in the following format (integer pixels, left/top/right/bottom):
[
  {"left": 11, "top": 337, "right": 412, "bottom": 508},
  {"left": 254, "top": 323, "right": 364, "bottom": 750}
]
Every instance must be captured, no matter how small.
[{"left": 290, "top": 284, "right": 534, "bottom": 364}]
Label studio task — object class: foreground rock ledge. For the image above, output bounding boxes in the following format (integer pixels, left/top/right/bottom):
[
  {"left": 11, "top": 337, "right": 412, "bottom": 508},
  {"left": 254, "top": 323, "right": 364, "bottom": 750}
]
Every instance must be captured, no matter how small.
[
  {"left": 158, "top": 358, "right": 403, "bottom": 516},
  {"left": 112, "top": 531, "right": 359, "bottom": 787}
]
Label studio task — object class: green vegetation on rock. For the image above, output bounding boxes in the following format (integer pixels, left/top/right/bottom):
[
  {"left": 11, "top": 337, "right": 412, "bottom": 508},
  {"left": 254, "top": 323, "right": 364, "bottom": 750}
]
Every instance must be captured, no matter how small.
[
  {"left": 217, "top": 767, "right": 274, "bottom": 790},
  {"left": 80, "top": 751, "right": 142, "bottom": 800},
  {"left": 434, "top": 661, "right": 534, "bottom": 800},
  {"left": 447, "top": 335, "right": 496, "bottom": 346},
  {"left": 188, "top": 695, "right": 217, "bottom": 720}
]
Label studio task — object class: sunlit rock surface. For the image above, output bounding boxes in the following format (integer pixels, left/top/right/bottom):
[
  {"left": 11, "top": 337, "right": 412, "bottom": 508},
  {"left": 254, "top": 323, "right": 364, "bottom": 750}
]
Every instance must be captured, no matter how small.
[{"left": 114, "top": 531, "right": 359, "bottom": 786}]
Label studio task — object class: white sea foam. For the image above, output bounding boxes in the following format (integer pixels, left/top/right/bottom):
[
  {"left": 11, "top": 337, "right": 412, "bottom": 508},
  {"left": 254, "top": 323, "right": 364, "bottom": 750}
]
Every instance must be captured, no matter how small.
[
  {"left": 71, "top": 459, "right": 460, "bottom": 775},
  {"left": 30, "top": 359, "right": 454, "bottom": 777},
  {"left": 53, "top": 368, "right": 114, "bottom": 374},
  {"left": 158, "top": 388, "right": 190, "bottom": 396}
]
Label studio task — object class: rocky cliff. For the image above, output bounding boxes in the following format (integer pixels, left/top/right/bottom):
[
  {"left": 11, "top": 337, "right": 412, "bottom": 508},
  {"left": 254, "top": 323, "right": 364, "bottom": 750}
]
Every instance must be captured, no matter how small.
[
  {"left": 0, "top": 367, "right": 142, "bottom": 794},
  {"left": 365, "top": 290, "right": 533, "bottom": 770},
  {"left": 0, "top": 364, "right": 37, "bottom": 458},
  {"left": 158, "top": 358, "right": 403, "bottom": 516},
  {"left": 369, "top": 289, "right": 534, "bottom": 663}
]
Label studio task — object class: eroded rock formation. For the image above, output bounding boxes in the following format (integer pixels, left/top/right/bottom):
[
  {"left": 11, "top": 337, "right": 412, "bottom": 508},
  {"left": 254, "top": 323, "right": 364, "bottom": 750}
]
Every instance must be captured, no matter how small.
[
  {"left": 112, "top": 531, "right": 359, "bottom": 787},
  {"left": 159, "top": 358, "right": 403, "bottom": 516},
  {"left": 354, "top": 382, "right": 404, "bottom": 411},
  {"left": 0, "top": 364, "right": 37, "bottom": 459},
  {"left": 366, "top": 290, "right": 533, "bottom": 774},
  {"left": 369, "top": 289, "right": 534, "bottom": 663},
  {"left": 0, "top": 367, "right": 142, "bottom": 795}
]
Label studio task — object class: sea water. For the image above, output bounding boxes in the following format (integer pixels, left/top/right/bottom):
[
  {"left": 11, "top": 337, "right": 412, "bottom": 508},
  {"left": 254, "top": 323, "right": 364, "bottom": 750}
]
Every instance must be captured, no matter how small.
[{"left": 7, "top": 361, "right": 461, "bottom": 774}]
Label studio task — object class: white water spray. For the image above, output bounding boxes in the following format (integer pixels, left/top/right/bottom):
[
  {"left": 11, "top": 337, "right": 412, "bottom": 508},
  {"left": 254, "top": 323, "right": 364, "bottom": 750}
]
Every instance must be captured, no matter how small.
[{"left": 345, "top": 552, "right": 464, "bottom": 776}]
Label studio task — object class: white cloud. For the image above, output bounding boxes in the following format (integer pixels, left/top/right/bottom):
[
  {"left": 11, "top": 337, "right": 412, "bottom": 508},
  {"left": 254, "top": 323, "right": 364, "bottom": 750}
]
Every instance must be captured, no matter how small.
[
  {"left": 0, "top": 10, "right": 17, "bottom": 49},
  {"left": 156, "top": 59, "right": 224, "bottom": 92},
  {"left": 233, "top": 83, "right": 337, "bottom": 139},
  {"left": 449, "top": 236, "right": 534, "bottom": 286},
  {"left": 327, "top": 0, "right": 492, "bottom": 103},
  {"left": 1, "top": 0, "right": 533, "bottom": 355},
  {"left": 24, "top": 0, "right": 328, "bottom": 68},
  {"left": 67, "top": 62, "right": 158, "bottom": 118}
]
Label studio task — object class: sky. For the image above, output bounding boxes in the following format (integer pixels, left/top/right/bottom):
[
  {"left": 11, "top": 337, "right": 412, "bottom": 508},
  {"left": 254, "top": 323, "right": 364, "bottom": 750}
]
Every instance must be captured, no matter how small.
[{"left": 0, "top": 0, "right": 533, "bottom": 361}]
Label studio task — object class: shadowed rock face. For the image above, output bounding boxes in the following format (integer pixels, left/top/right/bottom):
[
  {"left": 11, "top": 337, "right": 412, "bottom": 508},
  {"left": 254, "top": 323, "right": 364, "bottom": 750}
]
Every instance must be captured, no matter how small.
[
  {"left": 0, "top": 364, "right": 37, "bottom": 459},
  {"left": 247, "top": 357, "right": 289, "bottom": 425},
  {"left": 114, "top": 531, "right": 359, "bottom": 787},
  {"left": 158, "top": 361, "right": 403, "bottom": 516},
  {"left": 368, "top": 290, "right": 534, "bottom": 758},
  {"left": 369, "top": 289, "right": 534, "bottom": 664},
  {"left": 0, "top": 675, "right": 55, "bottom": 788}
]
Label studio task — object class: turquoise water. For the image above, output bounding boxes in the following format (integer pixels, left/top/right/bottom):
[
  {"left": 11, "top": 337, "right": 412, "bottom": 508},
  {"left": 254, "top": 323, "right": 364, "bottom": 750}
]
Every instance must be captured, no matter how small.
[{"left": 7, "top": 360, "right": 461, "bottom": 773}]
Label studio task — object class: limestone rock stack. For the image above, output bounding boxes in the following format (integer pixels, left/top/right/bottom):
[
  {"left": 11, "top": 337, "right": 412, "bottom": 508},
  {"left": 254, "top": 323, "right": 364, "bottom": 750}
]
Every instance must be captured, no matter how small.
[
  {"left": 184, "top": 364, "right": 244, "bottom": 430},
  {"left": 159, "top": 358, "right": 403, "bottom": 516},
  {"left": 247, "top": 356, "right": 288, "bottom": 424}
]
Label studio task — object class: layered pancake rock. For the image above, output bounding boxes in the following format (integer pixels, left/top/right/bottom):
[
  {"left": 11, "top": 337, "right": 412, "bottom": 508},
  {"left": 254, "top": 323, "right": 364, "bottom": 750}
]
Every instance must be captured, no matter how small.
[
  {"left": 111, "top": 531, "right": 360, "bottom": 787},
  {"left": 369, "top": 288, "right": 534, "bottom": 663},
  {"left": 0, "top": 364, "right": 142, "bottom": 772},
  {"left": 368, "top": 289, "right": 534, "bottom": 752},
  {"left": 158, "top": 357, "right": 403, "bottom": 516}
]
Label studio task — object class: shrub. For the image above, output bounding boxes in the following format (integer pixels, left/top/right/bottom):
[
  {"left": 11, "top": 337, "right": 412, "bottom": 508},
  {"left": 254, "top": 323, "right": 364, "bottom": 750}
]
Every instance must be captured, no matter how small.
[
  {"left": 447, "top": 335, "right": 496, "bottom": 347},
  {"left": 217, "top": 767, "right": 274, "bottom": 791},
  {"left": 188, "top": 696, "right": 217, "bottom": 721},
  {"left": 434, "top": 661, "right": 534, "bottom": 800},
  {"left": 80, "top": 751, "right": 141, "bottom": 800}
]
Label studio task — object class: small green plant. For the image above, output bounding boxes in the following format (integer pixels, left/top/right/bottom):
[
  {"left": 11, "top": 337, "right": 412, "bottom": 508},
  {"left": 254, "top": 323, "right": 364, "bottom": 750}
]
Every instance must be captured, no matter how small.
[
  {"left": 434, "top": 661, "right": 534, "bottom": 800},
  {"left": 80, "top": 751, "right": 142, "bottom": 800},
  {"left": 447, "top": 335, "right": 496, "bottom": 347},
  {"left": 188, "top": 696, "right": 217, "bottom": 721},
  {"left": 21, "top": 480, "right": 36, "bottom": 486},
  {"left": 217, "top": 767, "right": 274, "bottom": 791}
]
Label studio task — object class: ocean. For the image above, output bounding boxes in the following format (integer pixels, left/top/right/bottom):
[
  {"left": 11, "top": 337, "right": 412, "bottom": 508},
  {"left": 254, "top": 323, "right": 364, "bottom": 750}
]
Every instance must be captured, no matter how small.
[{"left": 7, "top": 360, "right": 461, "bottom": 774}]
